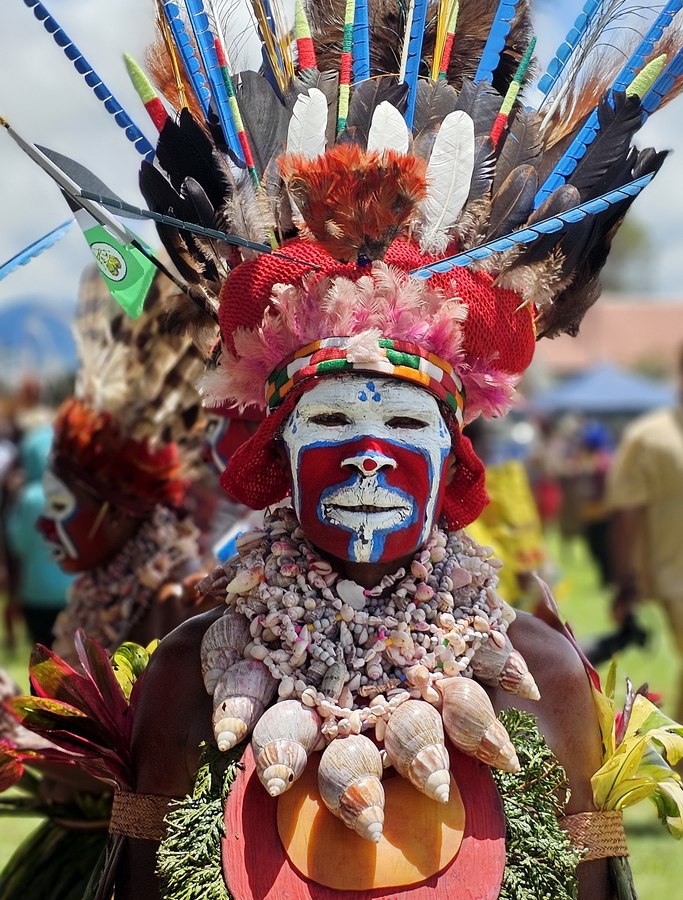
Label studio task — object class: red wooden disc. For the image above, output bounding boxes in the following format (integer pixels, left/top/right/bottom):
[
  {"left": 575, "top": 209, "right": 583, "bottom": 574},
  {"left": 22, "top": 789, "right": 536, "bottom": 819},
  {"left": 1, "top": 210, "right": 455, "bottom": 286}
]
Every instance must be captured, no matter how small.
[{"left": 222, "top": 742, "right": 506, "bottom": 900}]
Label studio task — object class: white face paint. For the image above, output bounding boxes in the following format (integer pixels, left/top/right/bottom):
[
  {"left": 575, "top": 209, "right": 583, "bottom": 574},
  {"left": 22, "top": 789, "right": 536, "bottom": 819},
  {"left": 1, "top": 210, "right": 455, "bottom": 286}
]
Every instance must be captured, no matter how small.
[
  {"left": 41, "top": 469, "right": 79, "bottom": 561},
  {"left": 282, "top": 377, "right": 452, "bottom": 564}
]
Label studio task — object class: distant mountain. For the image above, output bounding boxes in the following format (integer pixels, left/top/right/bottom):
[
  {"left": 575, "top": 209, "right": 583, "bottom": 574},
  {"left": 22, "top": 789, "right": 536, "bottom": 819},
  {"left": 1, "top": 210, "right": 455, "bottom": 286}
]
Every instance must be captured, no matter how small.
[{"left": 0, "top": 297, "right": 76, "bottom": 380}]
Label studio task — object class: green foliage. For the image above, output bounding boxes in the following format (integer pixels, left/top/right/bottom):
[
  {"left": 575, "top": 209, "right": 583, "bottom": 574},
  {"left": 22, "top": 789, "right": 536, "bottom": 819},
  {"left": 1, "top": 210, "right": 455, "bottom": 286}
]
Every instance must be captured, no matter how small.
[
  {"left": 157, "top": 743, "right": 244, "bottom": 900},
  {"left": 494, "top": 709, "right": 583, "bottom": 900}
]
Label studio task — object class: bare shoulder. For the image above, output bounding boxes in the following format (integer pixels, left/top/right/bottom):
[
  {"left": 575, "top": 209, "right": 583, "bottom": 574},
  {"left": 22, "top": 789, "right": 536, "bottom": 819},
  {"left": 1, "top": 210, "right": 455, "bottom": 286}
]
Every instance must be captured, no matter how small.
[
  {"left": 131, "top": 607, "right": 224, "bottom": 796},
  {"left": 490, "top": 611, "right": 602, "bottom": 815}
]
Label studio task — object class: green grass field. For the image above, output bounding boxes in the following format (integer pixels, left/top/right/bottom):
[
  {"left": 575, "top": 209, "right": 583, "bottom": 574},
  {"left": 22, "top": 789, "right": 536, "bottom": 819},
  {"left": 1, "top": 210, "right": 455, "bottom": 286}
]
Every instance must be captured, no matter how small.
[{"left": 1, "top": 535, "right": 682, "bottom": 895}]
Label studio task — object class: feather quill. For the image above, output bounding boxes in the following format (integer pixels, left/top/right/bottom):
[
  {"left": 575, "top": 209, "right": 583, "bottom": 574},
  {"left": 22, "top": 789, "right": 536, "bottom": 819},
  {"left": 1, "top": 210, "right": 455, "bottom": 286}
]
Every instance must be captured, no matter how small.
[
  {"left": 352, "top": 0, "right": 371, "bottom": 82},
  {"left": 537, "top": 0, "right": 602, "bottom": 97},
  {"left": 537, "top": 0, "right": 683, "bottom": 203},
  {"left": 0, "top": 221, "right": 73, "bottom": 282},
  {"left": 23, "top": 0, "right": 155, "bottom": 160},
  {"left": 411, "top": 173, "right": 655, "bottom": 277},
  {"left": 473, "top": 0, "right": 524, "bottom": 85},
  {"left": 418, "top": 111, "right": 475, "bottom": 253},
  {"left": 159, "top": 0, "right": 212, "bottom": 117},
  {"left": 183, "top": 0, "right": 244, "bottom": 161},
  {"left": 399, "top": 0, "right": 430, "bottom": 129},
  {"left": 287, "top": 88, "right": 329, "bottom": 158},
  {"left": 367, "top": 102, "right": 411, "bottom": 154},
  {"left": 642, "top": 47, "right": 683, "bottom": 117}
]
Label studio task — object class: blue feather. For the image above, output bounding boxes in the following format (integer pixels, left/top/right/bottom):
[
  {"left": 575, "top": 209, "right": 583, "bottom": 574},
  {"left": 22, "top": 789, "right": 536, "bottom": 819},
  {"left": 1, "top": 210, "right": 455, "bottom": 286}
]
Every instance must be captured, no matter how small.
[
  {"left": 258, "top": 0, "right": 287, "bottom": 98},
  {"left": 401, "top": 0, "right": 429, "bottom": 129},
  {"left": 182, "top": 0, "right": 243, "bottom": 162},
  {"left": 641, "top": 48, "right": 683, "bottom": 117},
  {"left": 23, "top": 0, "right": 155, "bottom": 160},
  {"left": 352, "top": 0, "right": 371, "bottom": 82},
  {"left": 411, "top": 174, "right": 654, "bottom": 279},
  {"left": 0, "top": 220, "right": 74, "bottom": 282},
  {"left": 536, "top": 0, "right": 683, "bottom": 204},
  {"left": 611, "top": 0, "right": 683, "bottom": 93},
  {"left": 473, "top": 0, "right": 521, "bottom": 85},
  {"left": 537, "top": 0, "right": 601, "bottom": 97},
  {"left": 160, "top": 1, "right": 212, "bottom": 117}
]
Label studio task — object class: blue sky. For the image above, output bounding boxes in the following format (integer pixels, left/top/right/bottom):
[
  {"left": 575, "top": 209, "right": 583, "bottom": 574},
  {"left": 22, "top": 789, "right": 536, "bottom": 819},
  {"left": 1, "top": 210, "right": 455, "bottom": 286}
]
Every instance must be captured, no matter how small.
[{"left": 1, "top": 0, "right": 682, "bottom": 324}]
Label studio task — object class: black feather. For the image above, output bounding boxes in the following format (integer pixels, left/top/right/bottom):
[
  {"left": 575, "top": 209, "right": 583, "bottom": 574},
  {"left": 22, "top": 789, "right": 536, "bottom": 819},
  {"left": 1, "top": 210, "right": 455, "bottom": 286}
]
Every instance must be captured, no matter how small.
[
  {"left": 412, "top": 80, "right": 459, "bottom": 136},
  {"left": 342, "top": 75, "right": 409, "bottom": 148},
  {"left": 492, "top": 109, "right": 543, "bottom": 191},
  {"left": 235, "top": 71, "right": 289, "bottom": 176},
  {"left": 140, "top": 163, "right": 217, "bottom": 285},
  {"left": 454, "top": 79, "right": 501, "bottom": 137},
  {"left": 567, "top": 92, "right": 645, "bottom": 199},
  {"left": 155, "top": 109, "right": 234, "bottom": 211},
  {"left": 467, "top": 135, "right": 496, "bottom": 202},
  {"left": 487, "top": 165, "right": 538, "bottom": 240}
]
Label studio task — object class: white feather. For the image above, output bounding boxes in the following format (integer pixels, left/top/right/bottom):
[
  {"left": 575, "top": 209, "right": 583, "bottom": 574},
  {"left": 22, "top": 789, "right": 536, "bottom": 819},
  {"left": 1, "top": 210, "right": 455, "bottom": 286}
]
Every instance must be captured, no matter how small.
[
  {"left": 419, "top": 111, "right": 476, "bottom": 254},
  {"left": 286, "top": 88, "right": 328, "bottom": 158},
  {"left": 366, "top": 102, "right": 411, "bottom": 155}
]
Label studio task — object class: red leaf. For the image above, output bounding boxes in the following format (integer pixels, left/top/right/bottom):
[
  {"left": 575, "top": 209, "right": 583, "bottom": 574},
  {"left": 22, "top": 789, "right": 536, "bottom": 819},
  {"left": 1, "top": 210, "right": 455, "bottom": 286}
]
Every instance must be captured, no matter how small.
[{"left": 74, "top": 630, "right": 128, "bottom": 726}]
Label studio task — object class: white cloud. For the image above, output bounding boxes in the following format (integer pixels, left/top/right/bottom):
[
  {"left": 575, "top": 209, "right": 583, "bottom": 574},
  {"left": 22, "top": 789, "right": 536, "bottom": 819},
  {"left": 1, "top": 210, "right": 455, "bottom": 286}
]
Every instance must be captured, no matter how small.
[{"left": 0, "top": 0, "right": 682, "bottom": 320}]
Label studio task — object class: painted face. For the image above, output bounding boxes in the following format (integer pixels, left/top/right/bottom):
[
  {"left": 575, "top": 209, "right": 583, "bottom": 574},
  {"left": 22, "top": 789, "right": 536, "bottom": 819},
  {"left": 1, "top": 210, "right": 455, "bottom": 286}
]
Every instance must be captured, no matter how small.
[
  {"left": 283, "top": 377, "right": 452, "bottom": 564},
  {"left": 38, "top": 468, "right": 139, "bottom": 573},
  {"left": 204, "top": 415, "right": 260, "bottom": 475}
]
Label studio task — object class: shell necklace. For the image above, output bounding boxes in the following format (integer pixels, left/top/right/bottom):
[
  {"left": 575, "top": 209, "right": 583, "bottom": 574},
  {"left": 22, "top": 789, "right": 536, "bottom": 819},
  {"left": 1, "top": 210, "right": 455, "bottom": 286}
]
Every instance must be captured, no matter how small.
[
  {"left": 201, "top": 505, "right": 538, "bottom": 740},
  {"left": 52, "top": 505, "right": 200, "bottom": 662}
]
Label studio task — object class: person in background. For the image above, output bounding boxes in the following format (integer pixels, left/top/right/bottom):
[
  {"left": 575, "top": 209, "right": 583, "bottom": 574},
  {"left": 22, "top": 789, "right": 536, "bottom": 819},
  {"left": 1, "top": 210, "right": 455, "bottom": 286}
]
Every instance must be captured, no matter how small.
[
  {"left": 4, "top": 423, "right": 73, "bottom": 646},
  {"left": 607, "top": 344, "right": 683, "bottom": 720}
]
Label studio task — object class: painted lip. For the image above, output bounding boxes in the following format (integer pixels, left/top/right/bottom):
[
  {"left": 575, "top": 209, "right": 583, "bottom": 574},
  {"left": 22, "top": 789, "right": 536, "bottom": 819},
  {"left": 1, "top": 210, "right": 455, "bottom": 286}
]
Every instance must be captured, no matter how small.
[
  {"left": 324, "top": 502, "right": 410, "bottom": 514},
  {"left": 37, "top": 516, "right": 69, "bottom": 560}
]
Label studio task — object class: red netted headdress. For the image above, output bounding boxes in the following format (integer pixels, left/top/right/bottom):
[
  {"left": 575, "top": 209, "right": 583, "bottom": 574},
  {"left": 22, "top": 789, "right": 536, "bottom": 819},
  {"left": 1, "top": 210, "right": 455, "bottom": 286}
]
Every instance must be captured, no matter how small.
[{"left": 135, "top": 1, "right": 677, "bottom": 527}]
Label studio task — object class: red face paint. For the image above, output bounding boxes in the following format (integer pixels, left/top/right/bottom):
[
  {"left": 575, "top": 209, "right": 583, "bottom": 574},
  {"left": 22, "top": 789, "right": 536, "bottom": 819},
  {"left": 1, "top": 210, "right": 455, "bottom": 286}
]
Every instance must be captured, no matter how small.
[{"left": 283, "top": 378, "right": 452, "bottom": 564}]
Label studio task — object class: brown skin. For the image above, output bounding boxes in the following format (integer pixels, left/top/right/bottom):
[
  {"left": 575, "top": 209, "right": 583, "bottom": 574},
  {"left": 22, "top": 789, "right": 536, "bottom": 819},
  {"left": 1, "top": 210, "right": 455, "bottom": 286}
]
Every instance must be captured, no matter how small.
[
  {"left": 116, "top": 440, "right": 609, "bottom": 897},
  {"left": 117, "top": 609, "right": 609, "bottom": 899},
  {"left": 609, "top": 506, "right": 645, "bottom": 624}
]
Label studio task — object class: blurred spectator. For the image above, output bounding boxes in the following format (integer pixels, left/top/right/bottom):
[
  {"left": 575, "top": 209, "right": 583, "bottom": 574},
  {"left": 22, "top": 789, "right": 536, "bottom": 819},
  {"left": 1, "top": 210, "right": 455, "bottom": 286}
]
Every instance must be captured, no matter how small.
[
  {"left": 4, "top": 424, "right": 73, "bottom": 646},
  {"left": 575, "top": 420, "right": 614, "bottom": 587},
  {"left": 607, "top": 345, "right": 683, "bottom": 720}
]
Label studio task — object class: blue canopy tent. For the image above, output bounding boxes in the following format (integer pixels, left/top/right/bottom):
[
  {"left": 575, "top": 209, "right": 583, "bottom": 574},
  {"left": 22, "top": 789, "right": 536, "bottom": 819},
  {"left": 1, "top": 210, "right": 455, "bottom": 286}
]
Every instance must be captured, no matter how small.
[{"left": 531, "top": 362, "right": 675, "bottom": 415}]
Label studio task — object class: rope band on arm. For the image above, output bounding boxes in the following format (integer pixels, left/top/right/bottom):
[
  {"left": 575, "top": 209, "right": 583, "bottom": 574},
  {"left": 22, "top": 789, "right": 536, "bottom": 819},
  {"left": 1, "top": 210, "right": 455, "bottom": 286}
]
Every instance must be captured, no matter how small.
[
  {"left": 109, "top": 791, "right": 179, "bottom": 842},
  {"left": 558, "top": 810, "right": 629, "bottom": 860}
]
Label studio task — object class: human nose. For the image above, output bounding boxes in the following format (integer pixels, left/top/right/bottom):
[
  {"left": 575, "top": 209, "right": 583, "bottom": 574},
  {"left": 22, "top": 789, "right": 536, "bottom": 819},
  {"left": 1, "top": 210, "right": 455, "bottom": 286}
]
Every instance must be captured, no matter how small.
[{"left": 341, "top": 452, "right": 397, "bottom": 478}]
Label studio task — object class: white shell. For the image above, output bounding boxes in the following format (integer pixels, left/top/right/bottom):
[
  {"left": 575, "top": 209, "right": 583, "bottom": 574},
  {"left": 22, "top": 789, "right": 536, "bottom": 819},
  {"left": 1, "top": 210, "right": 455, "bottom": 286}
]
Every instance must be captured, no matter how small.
[
  {"left": 336, "top": 580, "right": 367, "bottom": 610},
  {"left": 384, "top": 700, "right": 450, "bottom": 803},
  {"left": 200, "top": 612, "right": 251, "bottom": 694},
  {"left": 437, "top": 677, "right": 519, "bottom": 773},
  {"left": 251, "top": 700, "right": 322, "bottom": 796},
  {"left": 318, "top": 734, "right": 385, "bottom": 842},
  {"left": 212, "top": 659, "right": 277, "bottom": 751}
]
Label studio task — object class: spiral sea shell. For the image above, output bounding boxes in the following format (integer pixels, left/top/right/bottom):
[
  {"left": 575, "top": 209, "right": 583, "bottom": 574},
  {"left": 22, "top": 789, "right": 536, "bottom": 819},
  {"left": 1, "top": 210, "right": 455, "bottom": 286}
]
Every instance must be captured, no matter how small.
[
  {"left": 384, "top": 700, "right": 450, "bottom": 803},
  {"left": 470, "top": 639, "right": 540, "bottom": 701},
  {"left": 437, "top": 677, "right": 519, "bottom": 773},
  {"left": 251, "top": 700, "right": 322, "bottom": 796},
  {"left": 200, "top": 612, "right": 251, "bottom": 694},
  {"left": 318, "top": 734, "right": 385, "bottom": 842},
  {"left": 212, "top": 659, "right": 277, "bottom": 752}
]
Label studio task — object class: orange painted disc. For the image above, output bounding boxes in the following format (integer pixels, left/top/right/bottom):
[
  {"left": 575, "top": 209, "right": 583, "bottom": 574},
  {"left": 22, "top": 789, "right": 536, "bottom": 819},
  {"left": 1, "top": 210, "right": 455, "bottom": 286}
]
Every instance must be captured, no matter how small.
[{"left": 222, "top": 742, "right": 506, "bottom": 899}]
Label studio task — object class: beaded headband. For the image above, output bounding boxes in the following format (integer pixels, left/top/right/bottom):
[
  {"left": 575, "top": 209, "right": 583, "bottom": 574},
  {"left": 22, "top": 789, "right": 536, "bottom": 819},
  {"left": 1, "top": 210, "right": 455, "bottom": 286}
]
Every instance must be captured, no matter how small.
[{"left": 265, "top": 337, "right": 466, "bottom": 426}]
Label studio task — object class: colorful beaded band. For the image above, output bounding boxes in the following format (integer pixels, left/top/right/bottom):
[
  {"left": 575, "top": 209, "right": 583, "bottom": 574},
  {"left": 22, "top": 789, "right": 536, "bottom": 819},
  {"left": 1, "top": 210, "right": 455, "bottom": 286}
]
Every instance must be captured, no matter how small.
[{"left": 266, "top": 337, "right": 466, "bottom": 425}]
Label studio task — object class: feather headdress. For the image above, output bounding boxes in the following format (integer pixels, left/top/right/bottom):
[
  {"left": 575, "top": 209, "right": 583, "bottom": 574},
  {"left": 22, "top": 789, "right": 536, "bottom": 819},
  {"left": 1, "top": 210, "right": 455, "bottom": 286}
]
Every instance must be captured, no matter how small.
[
  {"left": 35, "top": 0, "right": 681, "bottom": 522},
  {"left": 52, "top": 261, "right": 210, "bottom": 515}
]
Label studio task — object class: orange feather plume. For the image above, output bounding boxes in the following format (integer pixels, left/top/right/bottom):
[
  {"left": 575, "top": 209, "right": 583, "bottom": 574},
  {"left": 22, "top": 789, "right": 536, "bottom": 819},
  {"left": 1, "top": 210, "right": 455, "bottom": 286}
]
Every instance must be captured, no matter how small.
[{"left": 280, "top": 144, "right": 427, "bottom": 261}]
